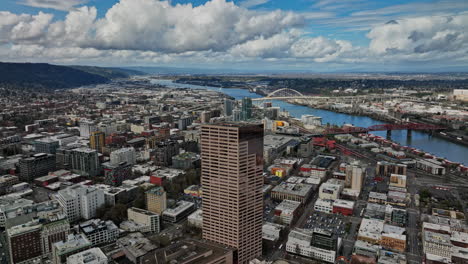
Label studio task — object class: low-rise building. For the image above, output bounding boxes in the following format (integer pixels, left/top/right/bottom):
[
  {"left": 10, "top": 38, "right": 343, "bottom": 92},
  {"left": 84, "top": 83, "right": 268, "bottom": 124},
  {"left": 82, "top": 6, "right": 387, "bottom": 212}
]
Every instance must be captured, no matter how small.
[
  {"left": 52, "top": 234, "right": 92, "bottom": 264},
  {"left": 78, "top": 219, "right": 119, "bottom": 246},
  {"left": 151, "top": 239, "right": 234, "bottom": 264},
  {"left": 274, "top": 199, "right": 301, "bottom": 225},
  {"left": 381, "top": 224, "right": 406, "bottom": 252},
  {"left": 184, "top": 185, "right": 202, "bottom": 198},
  {"left": 314, "top": 199, "right": 333, "bottom": 214},
  {"left": 389, "top": 174, "right": 407, "bottom": 188},
  {"left": 357, "top": 218, "right": 384, "bottom": 245},
  {"left": 369, "top": 192, "right": 387, "bottom": 204},
  {"left": 117, "top": 232, "right": 158, "bottom": 264},
  {"left": 416, "top": 159, "right": 446, "bottom": 175},
  {"left": 188, "top": 209, "right": 203, "bottom": 228},
  {"left": 318, "top": 182, "right": 342, "bottom": 201},
  {"left": 127, "top": 207, "right": 160, "bottom": 233},
  {"left": 66, "top": 248, "right": 108, "bottom": 264},
  {"left": 271, "top": 182, "right": 313, "bottom": 203},
  {"left": 286, "top": 228, "right": 341, "bottom": 263},
  {"left": 332, "top": 199, "right": 355, "bottom": 216},
  {"left": 162, "top": 201, "right": 195, "bottom": 223},
  {"left": 262, "top": 222, "right": 284, "bottom": 242}
]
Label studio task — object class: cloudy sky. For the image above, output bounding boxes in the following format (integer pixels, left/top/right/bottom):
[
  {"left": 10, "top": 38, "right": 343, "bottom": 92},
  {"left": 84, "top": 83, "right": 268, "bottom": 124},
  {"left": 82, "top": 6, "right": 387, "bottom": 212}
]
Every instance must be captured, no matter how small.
[{"left": 1, "top": 0, "right": 467, "bottom": 72}]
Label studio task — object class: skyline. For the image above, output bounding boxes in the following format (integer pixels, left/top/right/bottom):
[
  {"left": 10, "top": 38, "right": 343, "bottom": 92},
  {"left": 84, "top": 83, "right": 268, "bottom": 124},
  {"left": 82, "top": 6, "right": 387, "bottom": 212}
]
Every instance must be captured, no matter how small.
[{"left": 1, "top": 0, "right": 468, "bottom": 72}]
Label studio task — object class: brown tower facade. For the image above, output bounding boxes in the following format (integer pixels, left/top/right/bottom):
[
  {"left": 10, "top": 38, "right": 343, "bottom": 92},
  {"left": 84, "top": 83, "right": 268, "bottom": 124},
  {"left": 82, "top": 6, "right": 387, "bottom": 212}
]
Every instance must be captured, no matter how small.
[{"left": 201, "top": 123, "right": 264, "bottom": 264}]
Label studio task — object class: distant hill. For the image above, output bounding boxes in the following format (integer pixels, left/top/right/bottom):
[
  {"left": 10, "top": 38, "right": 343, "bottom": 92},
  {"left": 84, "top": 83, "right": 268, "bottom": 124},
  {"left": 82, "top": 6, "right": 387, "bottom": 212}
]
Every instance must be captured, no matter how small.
[
  {"left": 70, "top": 65, "right": 145, "bottom": 79},
  {"left": 0, "top": 62, "right": 144, "bottom": 90}
]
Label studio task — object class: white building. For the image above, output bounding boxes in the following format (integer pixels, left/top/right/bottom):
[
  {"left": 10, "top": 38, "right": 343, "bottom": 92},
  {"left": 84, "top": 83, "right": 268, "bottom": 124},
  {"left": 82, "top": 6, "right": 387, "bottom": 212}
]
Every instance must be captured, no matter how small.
[
  {"left": 358, "top": 218, "right": 384, "bottom": 245},
  {"left": 58, "top": 185, "right": 105, "bottom": 222},
  {"left": 79, "top": 219, "right": 119, "bottom": 246},
  {"left": 319, "top": 182, "right": 342, "bottom": 200},
  {"left": 79, "top": 121, "right": 97, "bottom": 138},
  {"left": 67, "top": 247, "right": 108, "bottom": 264},
  {"left": 346, "top": 165, "right": 364, "bottom": 191},
  {"left": 275, "top": 199, "right": 301, "bottom": 225},
  {"left": 286, "top": 228, "right": 338, "bottom": 263},
  {"left": 314, "top": 199, "right": 333, "bottom": 214},
  {"left": 110, "top": 147, "right": 136, "bottom": 166},
  {"left": 127, "top": 207, "right": 160, "bottom": 233},
  {"left": 262, "top": 222, "right": 283, "bottom": 242},
  {"left": 187, "top": 209, "right": 203, "bottom": 228}
]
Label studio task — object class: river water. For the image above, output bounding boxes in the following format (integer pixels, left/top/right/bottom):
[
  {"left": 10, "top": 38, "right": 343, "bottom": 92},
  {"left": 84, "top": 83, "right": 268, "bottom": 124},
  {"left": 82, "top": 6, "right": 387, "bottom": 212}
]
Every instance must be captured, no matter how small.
[{"left": 153, "top": 79, "right": 468, "bottom": 165}]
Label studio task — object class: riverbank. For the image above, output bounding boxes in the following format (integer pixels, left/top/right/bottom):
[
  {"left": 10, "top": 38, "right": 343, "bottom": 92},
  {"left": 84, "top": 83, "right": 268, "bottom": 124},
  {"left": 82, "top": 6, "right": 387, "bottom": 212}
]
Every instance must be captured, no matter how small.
[
  {"left": 150, "top": 78, "right": 468, "bottom": 165},
  {"left": 290, "top": 100, "right": 468, "bottom": 147}
]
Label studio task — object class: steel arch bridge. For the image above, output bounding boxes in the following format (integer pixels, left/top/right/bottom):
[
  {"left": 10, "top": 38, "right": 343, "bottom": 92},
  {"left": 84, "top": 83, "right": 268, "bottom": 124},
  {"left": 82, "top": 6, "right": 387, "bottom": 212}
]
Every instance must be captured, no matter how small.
[{"left": 265, "top": 88, "right": 306, "bottom": 98}]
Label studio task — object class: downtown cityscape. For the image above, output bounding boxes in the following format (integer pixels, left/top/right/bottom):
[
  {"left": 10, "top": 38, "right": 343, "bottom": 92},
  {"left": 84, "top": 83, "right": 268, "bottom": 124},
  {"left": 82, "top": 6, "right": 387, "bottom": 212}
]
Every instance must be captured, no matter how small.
[{"left": 1, "top": 1, "right": 468, "bottom": 264}]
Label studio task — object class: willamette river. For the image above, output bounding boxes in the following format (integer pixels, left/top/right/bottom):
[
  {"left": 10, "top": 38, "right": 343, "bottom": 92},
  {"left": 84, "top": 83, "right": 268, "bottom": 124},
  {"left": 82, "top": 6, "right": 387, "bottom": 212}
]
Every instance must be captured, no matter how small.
[{"left": 152, "top": 79, "right": 468, "bottom": 165}]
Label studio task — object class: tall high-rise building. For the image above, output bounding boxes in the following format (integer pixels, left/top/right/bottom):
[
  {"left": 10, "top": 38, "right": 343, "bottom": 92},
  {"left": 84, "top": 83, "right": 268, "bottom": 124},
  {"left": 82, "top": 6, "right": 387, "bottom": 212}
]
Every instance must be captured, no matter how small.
[
  {"left": 241, "top": 97, "right": 253, "bottom": 120},
  {"left": 146, "top": 187, "right": 167, "bottom": 215},
  {"left": 70, "top": 148, "right": 100, "bottom": 177},
  {"left": 346, "top": 164, "right": 364, "bottom": 191},
  {"left": 89, "top": 131, "right": 105, "bottom": 153},
  {"left": 201, "top": 123, "right": 264, "bottom": 264},
  {"left": 224, "top": 99, "right": 234, "bottom": 116}
]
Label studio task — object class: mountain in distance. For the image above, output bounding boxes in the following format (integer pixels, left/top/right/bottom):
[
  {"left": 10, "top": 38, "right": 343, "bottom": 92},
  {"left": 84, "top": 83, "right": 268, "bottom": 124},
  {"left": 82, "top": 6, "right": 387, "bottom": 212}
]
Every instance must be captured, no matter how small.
[
  {"left": 0, "top": 62, "right": 144, "bottom": 90},
  {"left": 71, "top": 65, "right": 145, "bottom": 79}
]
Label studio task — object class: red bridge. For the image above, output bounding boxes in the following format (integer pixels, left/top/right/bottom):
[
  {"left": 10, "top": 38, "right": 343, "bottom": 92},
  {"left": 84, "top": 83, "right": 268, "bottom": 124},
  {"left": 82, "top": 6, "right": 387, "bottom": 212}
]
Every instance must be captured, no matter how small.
[{"left": 324, "top": 122, "right": 444, "bottom": 135}]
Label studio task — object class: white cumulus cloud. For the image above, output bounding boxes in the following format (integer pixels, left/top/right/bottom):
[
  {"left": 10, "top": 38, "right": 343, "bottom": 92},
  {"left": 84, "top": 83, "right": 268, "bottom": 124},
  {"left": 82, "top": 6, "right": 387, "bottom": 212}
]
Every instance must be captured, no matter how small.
[{"left": 18, "top": 0, "right": 88, "bottom": 11}]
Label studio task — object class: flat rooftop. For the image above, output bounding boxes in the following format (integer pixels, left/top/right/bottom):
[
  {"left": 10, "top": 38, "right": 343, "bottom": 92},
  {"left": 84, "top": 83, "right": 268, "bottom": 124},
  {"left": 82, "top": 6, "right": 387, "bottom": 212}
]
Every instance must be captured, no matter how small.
[{"left": 149, "top": 239, "right": 233, "bottom": 264}]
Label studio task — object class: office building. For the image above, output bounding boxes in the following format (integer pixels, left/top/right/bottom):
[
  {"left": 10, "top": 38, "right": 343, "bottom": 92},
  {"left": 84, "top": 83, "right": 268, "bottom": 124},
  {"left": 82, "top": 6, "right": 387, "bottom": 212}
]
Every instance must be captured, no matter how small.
[
  {"left": 271, "top": 182, "right": 314, "bottom": 203},
  {"left": 117, "top": 232, "right": 158, "bottom": 263},
  {"left": 162, "top": 200, "right": 195, "bottom": 223},
  {"left": 286, "top": 228, "right": 340, "bottom": 263},
  {"left": 78, "top": 219, "right": 119, "bottom": 246},
  {"left": 7, "top": 221, "right": 43, "bottom": 263},
  {"left": 274, "top": 199, "right": 301, "bottom": 225},
  {"left": 41, "top": 219, "right": 71, "bottom": 258},
  {"left": 151, "top": 239, "right": 234, "bottom": 264},
  {"left": 70, "top": 148, "right": 100, "bottom": 177},
  {"left": 127, "top": 207, "right": 160, "bottom": 233},
  {"left": 103, "top": 162, "right": 133, "bottom": 186},
  {"left": 19, "top": 153, "right": 56, "bottom": 181},
  {"left": 178, "top": 116, "right": 195, "bottom": 130},
  {"left": 172, "top": 152, "right": 200, "bottom": 170},
  {"left": 58, "top": 185, "right": 105, "bottom": 222},
  {"left": 314, "top": 199, "right": 333, "bottom": 214},
  {"left": 153, "top": 140, "right": 179, "bottom": 167},
  {"left": 332, "top": 199, "right": 355, "bottom": 216},
  {"left": 201, "top": 123, "right": 264, "bottom": 264},
  {"left": 34, "top": 138, "right": 60, "bottom": 154},
  {"left": 146, "top": 187, "right": 167, "bottom": 215},
  {"left": 79, "top": 121, "right": 97, "bottom": 138},
  {"left": 345, "top": 164, "right": 364, "bottom": 191},
  {"left": 188, "top": 209, "right": 203, "bottom": 228},
  {"left": 89, "top": 131, "right": 105, "bottom": 153},
  {"left": 0, "top": 174, "right": 19, "bottom": 195},
  {"left": 66, "top": 248, "right": 108, "bottom": 264},
  {"left": 52, "top": 234, "right": 92, "bottom": 264},
  {"left": 357, "top": 218, "right": 384, "bottom": 245},
  {"left": 376, "top": 161, "right": 407, "bottom": 176},
  {"left": 110, "top": 147, "right": 136, "bottom": 166},
  {"left": 390, "top": 174, "right": 407, "bottom": 188},
  {"left": 241, "top": 97, "right": 253, "bottom": 120},
  {"left": 319, "top": 182, "right": 342, "bottom": 200},
  {"left": 224, "top": 99, "right": 234, "bottom": 116}
]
